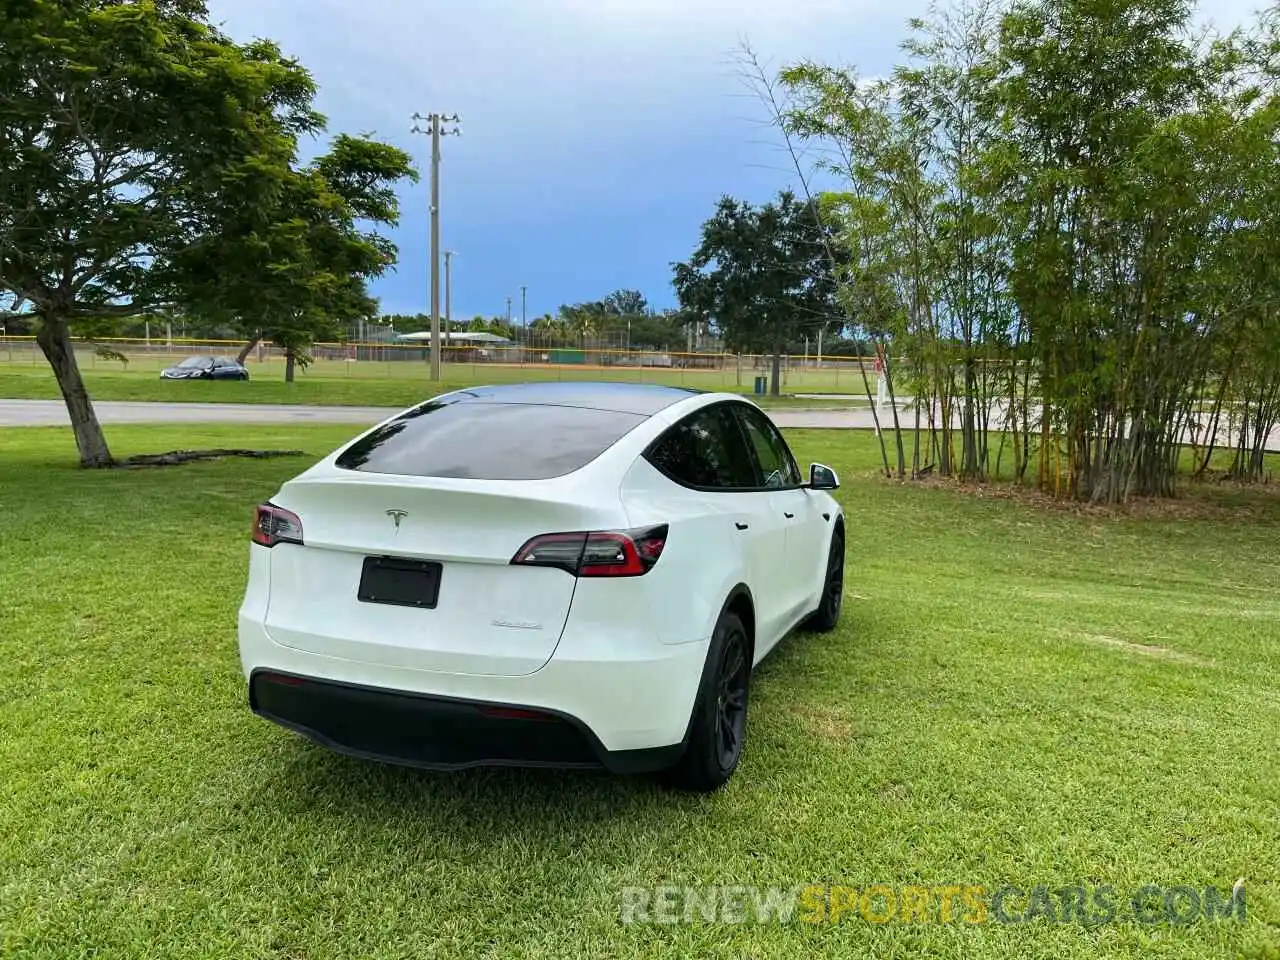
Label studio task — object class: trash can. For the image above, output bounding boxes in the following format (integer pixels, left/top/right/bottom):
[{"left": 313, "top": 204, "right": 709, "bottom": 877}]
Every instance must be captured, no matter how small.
[{"left": 753, "top": 375, "right": 767, "bottom": 396}]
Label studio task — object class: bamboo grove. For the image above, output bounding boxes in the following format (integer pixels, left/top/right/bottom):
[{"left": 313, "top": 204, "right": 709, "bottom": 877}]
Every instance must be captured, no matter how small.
[{"left": 775, "top": 0, "right": 1280, "bottom": 502}]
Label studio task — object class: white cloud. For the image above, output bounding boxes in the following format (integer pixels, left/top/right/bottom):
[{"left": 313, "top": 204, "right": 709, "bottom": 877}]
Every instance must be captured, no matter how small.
[
  {"left": 205, "top": 0, "right": 1264, "bottom": 139},
  {"left": 201, "top": 0, "right": 1271, "bottom": 195},
  {"left": 205, "top": 0, "right": 907, "bottom": 127},
  {"left": 202, "top": 0, "right": 919, "bottom": 217},
  {"left": 199, "top": 0, "right": 1270, "bottom": 315}
]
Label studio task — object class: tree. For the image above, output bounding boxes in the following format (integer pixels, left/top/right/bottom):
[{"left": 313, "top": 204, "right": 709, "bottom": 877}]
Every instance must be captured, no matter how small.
[
  {"left": 602, "top": 289, "right": 649, "bottom": 319},
  {"left": 176, "top": 134, "right": 416, "bottom": 381},
  {"left": 558, "top": 301, "right": 606, "bottom": 346},
  {"left": 896, "top": 0, "right": 1013, "bottom": 482},
  {"left": 782, "top": 0, "right": 1014, "bottom": 482},
  {"left": 0, "top": 0, "right": 319, "bottom": 466},
  {"left": 673, "top": 192, "right": 841, "bottom": 395},
  {"left": 528, "top": 313, "right": 569, "bottom": 347},
  {"left": 464, "top": 316, "right": 516, "bottom": 340},
  {"left": 767, "top": 0, "right": 1280, "bottom": 501},
  {"left": 993, "top": 0, "right": 1235, "bottom": 500},
  {"left": 627, "top": 310, "right": 686, "bottom": 350}
]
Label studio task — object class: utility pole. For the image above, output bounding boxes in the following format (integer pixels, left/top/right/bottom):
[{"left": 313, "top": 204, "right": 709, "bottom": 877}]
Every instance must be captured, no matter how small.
[
  {"left": 520, "top": 286, "right": 527, "bottom": 332},
  {"left": 411, "top": 111, "right": 461, "bottom": 381},
  {"left": 444, "top": 250, "right": 454, "bottom": 344},
  {"left": 506, "top": 296, "right": 513, "bottom": 330}
]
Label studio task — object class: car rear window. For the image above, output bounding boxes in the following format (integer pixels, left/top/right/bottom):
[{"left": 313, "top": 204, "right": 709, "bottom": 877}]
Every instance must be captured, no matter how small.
[{"left": 335, "top": 401, "right": 647, "bottom": 480}]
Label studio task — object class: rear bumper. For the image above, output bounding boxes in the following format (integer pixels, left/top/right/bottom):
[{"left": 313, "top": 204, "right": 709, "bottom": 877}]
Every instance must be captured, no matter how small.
[
  {"left": 249, "top": 670, "right": 684, "bottom": 773},
  {"left": 238, "top": 613, "right": 710, "bottom": 767}
]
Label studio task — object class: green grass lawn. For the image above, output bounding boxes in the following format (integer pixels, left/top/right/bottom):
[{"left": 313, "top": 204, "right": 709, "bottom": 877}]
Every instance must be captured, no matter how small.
[
  {"left": 0, "top": 359, "right": 870, "bottom": 409},
  {"left": 2, "top": 424, "right": 1279, "bottom": 959}
]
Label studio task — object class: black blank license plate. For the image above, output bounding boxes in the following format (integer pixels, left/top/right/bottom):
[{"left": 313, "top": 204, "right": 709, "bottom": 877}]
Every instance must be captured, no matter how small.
[{"left": 358, "top": 556, "right": 442, "bottom": 609}]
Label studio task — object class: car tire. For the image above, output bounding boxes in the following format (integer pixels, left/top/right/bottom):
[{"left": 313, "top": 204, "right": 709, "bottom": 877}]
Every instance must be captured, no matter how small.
[
  {"left": 803, "top": 527, "right": 844, "bottom": 633},
  {"left": 663, "top": 610, "right": 750, "bottom": 793}
]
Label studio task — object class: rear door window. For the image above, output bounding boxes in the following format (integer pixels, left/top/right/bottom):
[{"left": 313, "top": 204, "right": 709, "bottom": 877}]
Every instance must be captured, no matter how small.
[
  {"left": 734, "top": 404, "right": 802, "bottom": 488},
  {"left": 335, "top": 401, "right": 647, "bottom": 480}
]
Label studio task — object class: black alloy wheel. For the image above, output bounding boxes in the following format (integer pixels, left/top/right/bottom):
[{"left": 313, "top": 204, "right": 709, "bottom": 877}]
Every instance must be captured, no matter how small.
[
  {"left": 664, "top": 610, "right": 751, "bottom": 792},
  {"left": 804, "top": 529, "right": 845, "bottom": 632},
  {"left": 713, "top": 629, "right": 749, "bottom": 771}
]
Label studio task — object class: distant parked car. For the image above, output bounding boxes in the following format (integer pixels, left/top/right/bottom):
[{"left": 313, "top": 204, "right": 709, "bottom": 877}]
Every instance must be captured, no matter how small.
[{"left": 160, "top": 356, "right": 250, "bottom": 381}]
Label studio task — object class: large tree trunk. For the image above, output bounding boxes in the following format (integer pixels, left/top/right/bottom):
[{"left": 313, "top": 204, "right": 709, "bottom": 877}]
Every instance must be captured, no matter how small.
[
  {"left": 284, "top": 346, "right": 296, "bottom": 383},
  {"left": 36, "top": 313, "right": 114, "bottom": 468},
  {"left": 236, "top": 335, "right": 262, "bottom": 365},
  {"left": 770, "top": 339, "right": 782, "bottom": 397}
]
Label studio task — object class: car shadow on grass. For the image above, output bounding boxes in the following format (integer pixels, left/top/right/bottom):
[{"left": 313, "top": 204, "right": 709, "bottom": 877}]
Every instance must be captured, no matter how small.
[
  {"left": 250, "top": 737, "right": 713, "bottom": 833},
  {"left": 234, "top": 612, "right": 869, "bottom": 850},
  {"left": 243, "top": 614, "right": 865, "bottom": 802}
]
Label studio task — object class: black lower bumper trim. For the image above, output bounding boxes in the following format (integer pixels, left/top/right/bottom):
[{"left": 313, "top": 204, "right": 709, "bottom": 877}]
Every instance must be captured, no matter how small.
[{"left": 249, "top": 670, "right": 685, "bottom": 775}]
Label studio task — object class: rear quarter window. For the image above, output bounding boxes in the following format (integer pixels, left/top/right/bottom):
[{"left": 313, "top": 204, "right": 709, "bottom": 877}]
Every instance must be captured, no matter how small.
[
  {"left": 335, "top": 402, "right": 647, "bottom": 480},
  {"left": 643, "top": 404, "right": 760, "bottom": 489}
]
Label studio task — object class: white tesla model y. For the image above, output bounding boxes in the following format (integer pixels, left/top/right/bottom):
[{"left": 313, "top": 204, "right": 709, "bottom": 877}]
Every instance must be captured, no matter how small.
[{"left": 238, "top": 382, "right": 845, "bottom": 791}]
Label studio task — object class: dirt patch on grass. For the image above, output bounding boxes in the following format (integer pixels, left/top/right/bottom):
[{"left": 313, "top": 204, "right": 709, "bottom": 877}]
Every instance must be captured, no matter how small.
[
  {"left": 786, "top": 703, "right": 858, "bottom": 742},
  {"left": 112, "top": 448, "right": 307, "bottom": 469},
  {"left": 902, "top": 473, "right": 1280, "bottom": 522},
  {"left": 1065, "top": 630, "right": 1214, "bottom": 667}
]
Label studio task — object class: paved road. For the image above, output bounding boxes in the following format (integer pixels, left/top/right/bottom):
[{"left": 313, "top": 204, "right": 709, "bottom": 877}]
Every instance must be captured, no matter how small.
[
  {"left": 0, "top": 399, "right": 401, "bottom": 427},
  {"left": 2, "top": 398, "right": 1277, "bottom": 451},
  {"left": 0, "top": 398, "right": 885, "bottom": 430}
]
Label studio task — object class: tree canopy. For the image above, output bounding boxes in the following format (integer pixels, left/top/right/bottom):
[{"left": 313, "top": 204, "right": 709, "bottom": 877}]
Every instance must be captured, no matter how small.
[
  {"left": 770, "top": 0, "right": 1280, "bottom": 499},
  {"left": 672, "top": 191, "right": 842, "bottom": 394},
  {"left": 0, "top": 0, "right": 412, "bottom": 464},
  {"left": 175, "top": 134, "right": 416, "bottom": 379}
]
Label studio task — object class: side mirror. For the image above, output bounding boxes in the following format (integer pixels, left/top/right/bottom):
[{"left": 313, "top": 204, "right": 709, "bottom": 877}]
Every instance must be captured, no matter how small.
[{"left": 809, "top": 463, "right": 840, "bottom": 491}]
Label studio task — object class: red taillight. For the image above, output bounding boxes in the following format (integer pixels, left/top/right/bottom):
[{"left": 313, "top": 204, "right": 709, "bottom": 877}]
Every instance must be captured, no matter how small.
[
  {"left": 251, "top": 503, "right": 304, "bottom": 548},
  {"left": 511, "top": 525, "right": 668, "bottom": 577},
  {"left": 578, "top": 532, "right": 649, "bottom": 577}
]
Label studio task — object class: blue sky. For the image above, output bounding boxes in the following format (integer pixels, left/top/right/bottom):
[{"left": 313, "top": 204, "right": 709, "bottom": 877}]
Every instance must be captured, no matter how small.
[{"left": 205, "top": 0, "right": 1260, "bottom": 323}]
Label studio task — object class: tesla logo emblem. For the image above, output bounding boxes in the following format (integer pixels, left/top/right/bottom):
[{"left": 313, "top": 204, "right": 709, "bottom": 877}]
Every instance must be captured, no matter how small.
[{"left": 386, "top": 509, "right": 408, "bottom": 531}]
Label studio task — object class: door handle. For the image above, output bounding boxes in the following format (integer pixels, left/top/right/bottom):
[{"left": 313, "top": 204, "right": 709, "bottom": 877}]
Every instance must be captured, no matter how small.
[
  {"left": 735, "top": 522, "right": 749, "bottom": 531},
  {"left": 783, "top": 512, "right": 795, "bottom": 519}
]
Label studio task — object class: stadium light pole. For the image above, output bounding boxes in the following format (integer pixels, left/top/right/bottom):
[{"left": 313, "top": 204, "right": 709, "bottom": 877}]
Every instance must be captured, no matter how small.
[{"left": 411, "top": 111, "right": 461, "bottom": 381}]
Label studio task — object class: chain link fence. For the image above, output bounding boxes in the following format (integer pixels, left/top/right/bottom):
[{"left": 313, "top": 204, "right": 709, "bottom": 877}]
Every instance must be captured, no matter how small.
[{"left": 0, "top": 336, "right": 882, "bottom": 394}]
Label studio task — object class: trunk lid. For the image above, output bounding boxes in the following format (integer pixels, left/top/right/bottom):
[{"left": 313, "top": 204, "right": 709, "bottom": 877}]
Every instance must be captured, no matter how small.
[{"left": 262, "top": 472, "right": 622, "bottom": 677}]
